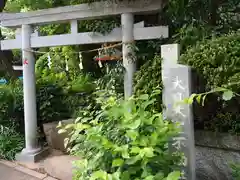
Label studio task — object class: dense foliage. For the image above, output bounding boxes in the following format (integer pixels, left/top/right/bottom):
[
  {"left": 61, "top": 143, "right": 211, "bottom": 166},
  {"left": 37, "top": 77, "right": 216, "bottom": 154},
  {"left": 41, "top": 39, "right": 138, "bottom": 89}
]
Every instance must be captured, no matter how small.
[
  {"left": 0, "top": 85, "right": 15, "bottom": 123},
  {"left": 0, "top": 84, "right": 24, "bottom": 161},
  {"left": 180, "top": 31, "right": 240, "bottom": 91},
  {"left": 134, "top": 54, "right": 162, "bottom": 112},
  {"left": 231, "top": 163, "right": 240, "bottom": 180},
  {"left": 36, "top": 68, "right": 95, "bottom": 122},
  {"left": 0, "top": 124, "right": 24, "bottom": 160},
  {"left": 59, "top": 90, "right": 183, "bottom": 180},
  {"left": 180, "top": 31, "right": 240, "bottom": 133}
]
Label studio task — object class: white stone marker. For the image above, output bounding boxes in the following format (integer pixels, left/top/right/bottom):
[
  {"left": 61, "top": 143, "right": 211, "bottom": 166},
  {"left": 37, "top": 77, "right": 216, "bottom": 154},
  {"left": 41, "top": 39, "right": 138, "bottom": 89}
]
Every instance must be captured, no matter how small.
[{"left": 161, "top": 44, "right": 196, "bottom": 180}]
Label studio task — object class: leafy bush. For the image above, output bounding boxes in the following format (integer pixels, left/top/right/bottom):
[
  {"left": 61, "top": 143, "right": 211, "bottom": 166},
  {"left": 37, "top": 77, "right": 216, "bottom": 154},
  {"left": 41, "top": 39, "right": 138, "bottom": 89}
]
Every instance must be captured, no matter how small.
[
  {"left": 36, "top": 70, "right": 95, "bottom": 123},
  {"left": 180, "top": 31, "right": 240, "bottom": 133},
  {"left": 203, "top": 112, "right": 240, "bottom": 134},
  {"left": 96, "top": 61, "right": 125, "bottom": 95},
  {"left": 59, "top": 90, "right": 183, "bottom": 180},
  {"left": 134, "top": 55, "right": 162, "bottom": 95},
  {"left": 68, "top": 74, "right": 95, "bottom": 94},
  {"left": 0, "top": 87, "right": 24, "bottom": 159},
  {"left": 0, "top": 124, "right": 24, "bottom": 160},
  {"left": 36, "top": 83, "right": 70, "bottom": 122},
  {"left": 180, "top": 31, "right": 240, "bottom": 91},
  {"left": 134, "top": 54, "right": 162, "bottom": 111},
  {"left": 230, "top": 163, "right": 240, "bottom": 180},
  {"left": 0, "top": 85, "right": 15, "bottom": 123}
]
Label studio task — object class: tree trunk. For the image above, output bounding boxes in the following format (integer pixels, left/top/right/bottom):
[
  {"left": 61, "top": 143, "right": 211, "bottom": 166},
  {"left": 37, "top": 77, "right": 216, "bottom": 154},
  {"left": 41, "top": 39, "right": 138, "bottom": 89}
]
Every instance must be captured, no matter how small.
[{"left": 0, "top": 0, "right": 18, "bottom": 79}]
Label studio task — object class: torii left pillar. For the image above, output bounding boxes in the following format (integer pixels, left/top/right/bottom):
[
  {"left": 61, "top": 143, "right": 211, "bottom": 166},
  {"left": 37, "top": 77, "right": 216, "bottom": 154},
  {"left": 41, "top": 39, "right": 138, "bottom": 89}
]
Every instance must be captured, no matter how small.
[{"left": 16, "top": 24, "right": 48, "bottom": 162}]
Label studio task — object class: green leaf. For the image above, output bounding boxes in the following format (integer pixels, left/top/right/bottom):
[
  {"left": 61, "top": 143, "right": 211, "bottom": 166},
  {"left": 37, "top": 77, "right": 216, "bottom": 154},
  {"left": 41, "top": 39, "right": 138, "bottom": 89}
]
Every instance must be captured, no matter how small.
[
  {"left": 126, "top": 119, "right": 141, "bottom": 130},
  {"left": 56, "top": 121, "right": 62, "bottom": 128},
  {"left": 58, "top": 129, "right": 67, "bottom": 134},
  {"left": 112, "top": 159, "right": 124, "bottom": 167},
  {"left": 64, "top": 124, "right": 74, "bottom": 129},
  {"left": 90, "top": 170, "right": 108, "bottom": 180},
  {"left": 64, "top": 138, "right": 69, "bottom": 148},
  {"left": 76, "top": 123, "right": 91, "bottom": 131},
  {"left": 121, "top": 171, "right": 130, "bottom": 180},
  {"left": 126, "top": 130, "right": 139, "bottom": 141},
  {"left": 130, "top": 146, "right": 141, "bottom": 154},
  {"left": 125, "top": 155, "right": 140, "bottom": 165},
  {"left": 196, "top": 95, "right": 201, "bottom": 104},
  {"left": 75, "top": 117, "right": 81, "bottom": 123},
  {"left": 155, "top": 172, "right": 164, "bottom": 179},
  {"left": 144, "top": 175, "right": 154, "bottom": 180},
  {"left": 222, "top": 90, "right": 233, "bottom": 101},
  {"left": 111, "top": 171, "right": 121, "bottom": 180},
  {"left": 166, "top": 171, "right": 181, "bottom": 180},
  {"left": 142, "top": 99, "right": 156, "bottom": 109},
  {"left": 188, "top": 93, "right": 197, "bottom": 104},
  {"left": 202, "top": 95, "right": 207, "bottom": 106},
  {"left": 138, "top": 94, "right": 149, "bottom": 100},
  {"left": 213, "top": 87, "right": 226, "bottom": 92},
  {"left": 122, "top": 150, "right": 130, "bottom": 158},
  {"left": 143, "top": 147, "right": 154, "bottom": 158}
]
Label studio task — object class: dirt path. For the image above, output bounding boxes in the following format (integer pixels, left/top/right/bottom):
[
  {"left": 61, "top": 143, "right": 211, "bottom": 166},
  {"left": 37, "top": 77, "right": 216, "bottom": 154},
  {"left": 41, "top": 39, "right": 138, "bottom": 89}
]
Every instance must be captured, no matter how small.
[{"left": 0, "top": 163, "right": 40, "bottom": 180}]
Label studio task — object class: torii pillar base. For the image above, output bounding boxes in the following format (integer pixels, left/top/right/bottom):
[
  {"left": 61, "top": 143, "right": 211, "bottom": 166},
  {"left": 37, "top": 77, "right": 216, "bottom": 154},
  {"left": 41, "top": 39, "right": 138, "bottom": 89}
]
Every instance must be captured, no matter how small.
[{"left": 16, "top": 147, "right": 49, "bottom": 163}]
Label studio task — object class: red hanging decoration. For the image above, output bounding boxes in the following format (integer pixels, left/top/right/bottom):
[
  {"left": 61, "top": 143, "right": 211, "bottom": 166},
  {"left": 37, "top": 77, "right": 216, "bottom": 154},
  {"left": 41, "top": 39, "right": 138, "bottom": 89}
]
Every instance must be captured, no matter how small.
[
  {"left": 23, "top": 59, "right": 28, "bottom": 65},
  {"left": 95, "top": 55, "right": 122, "bottom": 61}
]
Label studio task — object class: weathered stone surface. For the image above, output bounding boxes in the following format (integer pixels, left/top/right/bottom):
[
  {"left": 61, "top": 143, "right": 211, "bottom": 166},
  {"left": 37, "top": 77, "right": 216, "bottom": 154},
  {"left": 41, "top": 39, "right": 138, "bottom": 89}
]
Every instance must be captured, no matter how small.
[
  {"left": 43, "top": 119, "right": 74, "bottom": 152},
  {"left": 195, "top": 131, "right": 240, "bottom": 180},
  {"left": 195, "top": 130, "right": 240, "bottom": 151},
  {"left": 43, "top": 155, "right": 79, "bottom": 180}
]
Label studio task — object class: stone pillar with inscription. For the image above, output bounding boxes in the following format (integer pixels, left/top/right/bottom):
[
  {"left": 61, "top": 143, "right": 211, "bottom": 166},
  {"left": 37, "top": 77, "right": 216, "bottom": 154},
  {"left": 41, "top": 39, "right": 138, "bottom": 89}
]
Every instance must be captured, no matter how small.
[{"left": 161, "top": 44, "right": 196, "bottom": 180}]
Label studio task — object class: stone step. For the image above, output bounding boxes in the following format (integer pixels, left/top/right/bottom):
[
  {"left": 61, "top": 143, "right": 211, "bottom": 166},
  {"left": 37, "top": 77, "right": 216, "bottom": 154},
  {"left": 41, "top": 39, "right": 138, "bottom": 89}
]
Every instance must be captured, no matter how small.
[{"left": 43, "top": 155, "right": 79, "bottom": 180}]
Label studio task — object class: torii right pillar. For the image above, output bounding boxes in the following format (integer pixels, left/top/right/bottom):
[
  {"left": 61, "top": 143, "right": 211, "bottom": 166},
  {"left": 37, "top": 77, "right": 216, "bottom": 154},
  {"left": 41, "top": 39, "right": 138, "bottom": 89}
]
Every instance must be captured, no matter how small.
[{"left": 121, "top": 13, "right": 136, "bottom": 99}]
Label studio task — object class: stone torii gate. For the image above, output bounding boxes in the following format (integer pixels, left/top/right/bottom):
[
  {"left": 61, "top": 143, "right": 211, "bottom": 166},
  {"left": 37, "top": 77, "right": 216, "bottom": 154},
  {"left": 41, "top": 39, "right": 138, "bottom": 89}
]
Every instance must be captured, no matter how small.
[{"left": 0, "top": 0, "right": 168, "bottom": 162}]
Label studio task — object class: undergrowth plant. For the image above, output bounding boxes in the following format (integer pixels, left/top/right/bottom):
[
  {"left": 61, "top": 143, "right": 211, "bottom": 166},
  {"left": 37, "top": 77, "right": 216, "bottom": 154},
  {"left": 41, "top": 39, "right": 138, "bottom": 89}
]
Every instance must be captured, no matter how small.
[
  {"left": 0, "top": 124, "right": 24, "bottom": 160},
  {"left": 134, "top": 54, "right": 162, "bottom": 112},
  {"left": 230, "top": 163, "right": 240, "bottom": 180},
  {"left": 58, "top": 89, "right": 183, "bottom": 180}
]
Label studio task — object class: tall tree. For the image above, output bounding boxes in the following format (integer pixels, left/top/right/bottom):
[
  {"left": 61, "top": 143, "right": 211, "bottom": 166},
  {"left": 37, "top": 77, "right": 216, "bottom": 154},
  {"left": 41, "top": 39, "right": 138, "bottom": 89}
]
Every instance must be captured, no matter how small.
[{"left": 0, "top": 0, "right": 17, "bottom": 79}]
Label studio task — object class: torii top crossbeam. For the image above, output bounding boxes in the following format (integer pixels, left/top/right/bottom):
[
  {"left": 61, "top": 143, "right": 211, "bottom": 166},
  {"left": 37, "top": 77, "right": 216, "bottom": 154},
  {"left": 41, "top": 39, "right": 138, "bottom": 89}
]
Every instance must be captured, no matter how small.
[
  {"left": 0, "top": 0, "right": 162, "bottom": 27},
  {"left": 0, "top": 0, "right": 167, "bottom": 50}
]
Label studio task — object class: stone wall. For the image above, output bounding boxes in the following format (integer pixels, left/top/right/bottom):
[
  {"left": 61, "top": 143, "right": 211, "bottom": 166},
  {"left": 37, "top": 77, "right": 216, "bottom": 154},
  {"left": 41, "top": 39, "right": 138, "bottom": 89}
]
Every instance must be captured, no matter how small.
[
  {"left": 195, "top": 130, "right": 240, "bottom": 180},
  {"left": 43, "top": 119, "right": 74, "bottom": 153}
]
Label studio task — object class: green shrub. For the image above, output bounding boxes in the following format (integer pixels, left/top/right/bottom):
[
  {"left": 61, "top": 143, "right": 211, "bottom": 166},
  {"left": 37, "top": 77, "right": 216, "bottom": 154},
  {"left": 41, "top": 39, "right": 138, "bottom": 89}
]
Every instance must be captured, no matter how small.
[
  {"left": 59, "top": 89, "right": 183, "bottom": 180},
  {"left": 134, "top": 54, "right": 162, "bottom": 111},
  {"left": 68, "top": 74, "right": 95, "bottom": 94},
  {"left": 203, "top": 112, "right": 240, "bottom": 134},
  {"left": 180, "top": 31, "right": 240, "bottom": 91},
  {"left": 230, "top": 163, "right": 240, "bottom": 180},
  {"left": 36, "top": 83, "right": 70, "bottom": 122},
  {"left": 180, "top": 31, "right": 240, "bottom": 133},
  {"left": 96, "top": 61, "right": 125, "bottom": 95},
  {"left": 0, "top": 85, "right": 15, "bottom": 123},
  {"left": 0, "top": 124, "right": 24, "bottom": 160},
  {"left": 36, "top": 71, "right": 95, "bottom": 123}
]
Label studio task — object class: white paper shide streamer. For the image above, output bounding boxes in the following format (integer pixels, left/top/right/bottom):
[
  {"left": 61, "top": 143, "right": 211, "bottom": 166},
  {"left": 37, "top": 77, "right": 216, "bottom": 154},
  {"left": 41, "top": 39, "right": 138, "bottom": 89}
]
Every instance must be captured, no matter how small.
[
  {"left": 79, "top": 52, "right": 83, "bottom": 70},
  {"left": 98, "top": 49, "right": 103, "bottom": 68},
  {"left": 47, "top": 53, "right": 52, "bottom": 69},
  {"left": 65, "top": 59, "right": 69, "bottom": 71}
]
